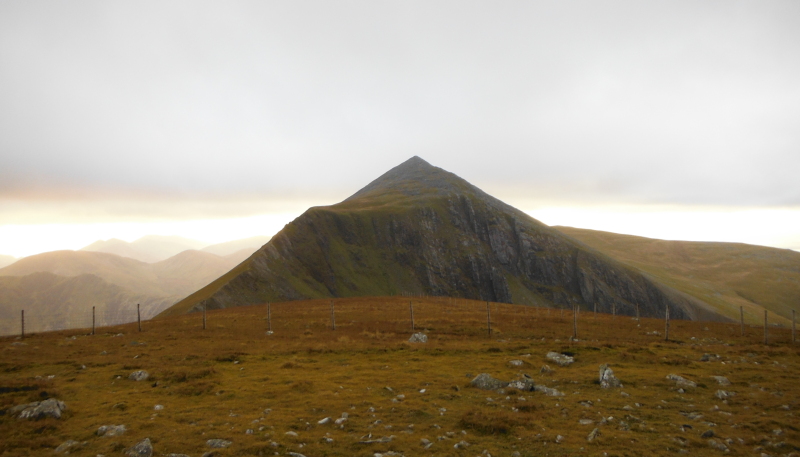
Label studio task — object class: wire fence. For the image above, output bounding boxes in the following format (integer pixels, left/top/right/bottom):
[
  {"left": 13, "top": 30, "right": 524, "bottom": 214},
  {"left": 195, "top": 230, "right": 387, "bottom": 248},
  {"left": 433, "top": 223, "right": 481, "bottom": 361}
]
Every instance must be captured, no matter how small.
[{"left": 1, "top": 297, "right": 797, "bottom": 346}]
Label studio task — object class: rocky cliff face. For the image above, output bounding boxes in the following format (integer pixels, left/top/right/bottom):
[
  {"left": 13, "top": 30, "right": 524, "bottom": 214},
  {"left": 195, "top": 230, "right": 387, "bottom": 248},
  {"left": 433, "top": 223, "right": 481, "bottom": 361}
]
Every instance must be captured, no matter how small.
[{"left": 164, "top": 157, "right": 723, "bottom": 321}]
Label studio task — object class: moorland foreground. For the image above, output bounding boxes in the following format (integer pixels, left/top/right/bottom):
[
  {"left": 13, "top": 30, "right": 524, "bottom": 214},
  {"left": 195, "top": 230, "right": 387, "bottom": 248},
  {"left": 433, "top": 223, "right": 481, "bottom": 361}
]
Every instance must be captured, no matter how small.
[{"left": 2, "top": 296, "right": 799, "bottom": 457}]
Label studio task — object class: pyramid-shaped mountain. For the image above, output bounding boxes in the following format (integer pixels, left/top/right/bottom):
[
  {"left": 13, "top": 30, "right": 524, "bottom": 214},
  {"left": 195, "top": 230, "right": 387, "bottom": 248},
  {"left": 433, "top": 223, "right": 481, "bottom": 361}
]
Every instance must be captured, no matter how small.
[{"left": 162, "top": 157, "right": 721, "bottom": 320}]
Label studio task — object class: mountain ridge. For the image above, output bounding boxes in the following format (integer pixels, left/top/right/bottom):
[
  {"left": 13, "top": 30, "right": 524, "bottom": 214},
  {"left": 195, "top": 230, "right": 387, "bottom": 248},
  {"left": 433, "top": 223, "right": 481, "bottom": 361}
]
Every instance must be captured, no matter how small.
[{"left": 162, "top": 157, "right": 723, "bottom": 322}]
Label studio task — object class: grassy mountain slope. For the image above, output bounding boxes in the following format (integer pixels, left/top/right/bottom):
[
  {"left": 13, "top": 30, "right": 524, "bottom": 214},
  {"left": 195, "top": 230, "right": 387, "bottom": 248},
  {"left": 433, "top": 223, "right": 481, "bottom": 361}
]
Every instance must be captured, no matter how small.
[
  {"left": 555, "top": 226, "right": 800, "bottom": 325},
  {"left": 0, "top": 272, "right": 174, "bottom": 335},
  {"left": 162, "top": 157, "right": 719, "bottom": 321}
]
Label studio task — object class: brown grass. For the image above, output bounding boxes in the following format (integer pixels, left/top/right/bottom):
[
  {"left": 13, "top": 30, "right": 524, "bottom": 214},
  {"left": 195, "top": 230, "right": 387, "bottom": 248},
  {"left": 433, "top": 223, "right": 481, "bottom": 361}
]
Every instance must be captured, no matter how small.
[{"left": 1, "top": 296, "right": 799, "bottom": 456}]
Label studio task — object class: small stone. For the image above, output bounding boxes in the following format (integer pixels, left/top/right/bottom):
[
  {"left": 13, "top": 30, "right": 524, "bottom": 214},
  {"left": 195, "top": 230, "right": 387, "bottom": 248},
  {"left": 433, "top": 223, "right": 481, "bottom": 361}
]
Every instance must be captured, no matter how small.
[
  {"left": 54, "top": 440, "right": 82, "bottom": 453},
  {"left": 408, "top": 333, "right": 428, "bottom": 343},
  {"left": 97, "top": 425, "right": 127, "bottom": 437},
  {"left": 245, "top": 429, "right": 253, "bottom": 435},
  {"left": 587, "top": 427, "right": 600, "bottom": 442},
  {"left": 540, "top": 364, "right": 554, "bottom": 374},
  {"left": 206, "top": 439, "right": 232, "bottom": 448},
  {"left": 125, "top": 438, "right": 153, "bottom": 457},
  {"left": 285, "top": 431, "right": 299, "bottom": 437},
  {"left": 454, "top": 440, "right": 470, "bottom": 449},
  {"left": 715, "top": 390, "right": 735, "bottom": 400},
  {"left": 508, "top": 360, "right": 524, "bottom": 367},
  {"left": 533, "top": 385, "right": 565, "bottom": 397},
  {"left": 318, "top": 417, "right": 331, "bottom": 425},
  {"left": 711, "top": 376, "right": 731, "bottom": 386},
  {"left": 666, "top": 374, "right": 696, "bottom": 388},
  {"left": 154, "top": 405, "right": 164, "bottom": 411},
  {"left": 707, "top": 438, "right": 728, "bottom": 451},
  {"left": 129, "top": 370, "right": 149, "bottom": 382},
  {"left": 469, "top": 373, "right": 507, "bottom": 390},
  {"left": 701, "top": 430, "right": 715, "bottom": 438},
  {"left": 14, "top": 398, "right": 68, "bottom": 420},
  {"left": 546, "top": 352, "right": 574, "bottom": 367},
  {"left": 599, "top": 364, "right": 622, "bottom": 388},
  {"left": 579, "top": 419, "right": 594, "bottom": 425}
]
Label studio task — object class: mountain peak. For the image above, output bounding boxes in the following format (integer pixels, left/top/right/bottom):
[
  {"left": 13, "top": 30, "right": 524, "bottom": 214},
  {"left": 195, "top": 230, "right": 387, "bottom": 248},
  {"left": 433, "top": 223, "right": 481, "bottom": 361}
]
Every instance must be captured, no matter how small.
[{"left": 345, "top": 156, "right": 469, "bottom": 203}]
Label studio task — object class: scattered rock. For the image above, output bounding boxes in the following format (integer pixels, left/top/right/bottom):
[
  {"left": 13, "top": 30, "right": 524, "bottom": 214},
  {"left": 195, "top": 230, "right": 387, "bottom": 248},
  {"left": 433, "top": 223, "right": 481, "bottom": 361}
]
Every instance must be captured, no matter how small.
[
  {"left": 714, "top": 390, "right": 735, "bottom": 400},
  {"left": 508, "top": 359, "right": 525, "bottom": 367},
  {"left": 420, "top": 438, "right": 432, "bottom": 449},
  {"left": 154, "top": 405, "right": 164, "bottom": 411},
  {"left": 125, "top": 438, "right": 153, "bottom": 457},
  {"left": 97, "top": 425, "right": 127, "bottom": 436},
  {"left": 408, "top": 333, "right": 428, "bottom": 343},
  {"left": 587, "top": 427, "right": 600, "bottom": 442},
  {"left": 546, "top": 352, "right": 574, "bottom": 367},
  {"left": 358, "top": 435, "right": 394, "bottom": 444},
  {"left": 540, "top": 364, "right": 554, "bottom": 374},
  {"left": 533, "top": 385, "right": 565, "bottom": 397},
  {"left": 599, "top": 364, "right": 622, "bottom": 388},
  {"left": 707, "top": 439, "right": 728, "bottom": 451},
  {"left": 206, "top": 439, "right": 232, "bottom": 448},
  {"left": 470, "top": 373, "right": 507, "bottom": 390},
  {"left": 129, "top": 370, "right": 149, "bottom": 382},
  {"left": 167, "top": 454, "right": 190, "bottom": 457},
  {"left": 701, "top": 430, "right": 715, "bottom": 438},
  {"left": 711, "top": 376, "right": 731, "bottom": 386},
  {"left": 507, "top": 379, "right": 535, "bottom": 391},
  {"left": 11, "top": 398, "right": 67, "bottom": 420},
  {"left": 666, "top": 374, "right": 696, "bottom": 388},
  {"left": 579, "top": 419, "right": 594, "bottom": 425},
  {"left": 285, "top": 431, "right": 298, "bottom": 438},
  {"left": 318, "top": 417, "right": 331, "bottom": 425},
  {"left": 54, "top": 440, "right": 82, "bottom": 453},
  {"left": 700, "top": 354, "right": 721, "bottom": 362},
  {"left": 454, "top": 440, "right": 470, "bottom": 449},
  {"left": 286, "top": 453, "right": 307, "bottom": 457}
]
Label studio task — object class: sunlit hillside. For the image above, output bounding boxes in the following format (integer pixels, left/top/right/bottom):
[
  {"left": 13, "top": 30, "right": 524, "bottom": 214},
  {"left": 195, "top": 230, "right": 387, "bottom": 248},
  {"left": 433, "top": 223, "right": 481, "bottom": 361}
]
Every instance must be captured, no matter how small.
[{"left": 556, "top": 227, "right": 800, "bottom": 327}]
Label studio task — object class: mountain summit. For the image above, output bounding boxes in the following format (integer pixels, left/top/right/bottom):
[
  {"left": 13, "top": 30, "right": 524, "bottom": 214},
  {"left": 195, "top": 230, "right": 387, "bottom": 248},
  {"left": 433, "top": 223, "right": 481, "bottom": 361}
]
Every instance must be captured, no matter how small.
[{"left": 162, "top": 157, "right": 721, "bottom": 320}]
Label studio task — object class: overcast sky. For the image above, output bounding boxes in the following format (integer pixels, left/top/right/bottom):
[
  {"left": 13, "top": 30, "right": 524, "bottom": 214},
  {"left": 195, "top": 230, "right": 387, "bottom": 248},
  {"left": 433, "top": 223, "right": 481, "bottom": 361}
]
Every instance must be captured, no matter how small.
[{"left": 1, "top": 1, "right": 799, "bottom": 257}]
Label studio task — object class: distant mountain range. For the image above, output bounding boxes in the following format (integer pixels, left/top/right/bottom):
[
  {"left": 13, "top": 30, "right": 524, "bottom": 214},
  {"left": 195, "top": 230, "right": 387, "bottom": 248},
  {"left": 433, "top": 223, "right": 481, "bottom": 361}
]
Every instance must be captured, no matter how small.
[
  {"left": 80, "top": 235, "right": 270, "bottom": 263},
  {"left": 0, "top": 236, "right": 269, "bottom": 335}
]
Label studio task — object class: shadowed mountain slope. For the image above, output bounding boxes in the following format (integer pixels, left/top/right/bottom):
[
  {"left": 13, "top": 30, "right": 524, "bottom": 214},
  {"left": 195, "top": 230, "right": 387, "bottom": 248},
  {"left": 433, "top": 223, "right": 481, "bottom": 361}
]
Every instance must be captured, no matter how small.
[
  {"left": 162, "top": 157, "right": 722, "bottom": 321},
  {"left": 554, "top": 226, "right": 800, "bottom": 325}
]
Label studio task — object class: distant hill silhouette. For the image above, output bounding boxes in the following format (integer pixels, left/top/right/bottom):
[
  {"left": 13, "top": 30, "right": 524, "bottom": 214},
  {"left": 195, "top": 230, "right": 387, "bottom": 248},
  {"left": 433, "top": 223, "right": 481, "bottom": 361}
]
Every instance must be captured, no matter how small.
[{"left": 81, "top": 235, "right": 207, "bottom": 263}]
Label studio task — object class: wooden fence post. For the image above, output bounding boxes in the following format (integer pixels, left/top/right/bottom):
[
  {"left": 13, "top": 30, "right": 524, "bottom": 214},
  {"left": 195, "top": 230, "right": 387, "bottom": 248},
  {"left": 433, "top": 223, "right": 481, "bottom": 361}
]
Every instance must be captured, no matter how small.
[
  {"left": 486, "top": 301, "right": 491, "bottom": 336},
  {"left": 665, "top": 306, "right": 670, "bottom": 341},
  {"left": 740, "top": 306, "right": 744, "bottom": 337},
  {"left": 635, "top": 303, "right": 640, "bottom": 326},
  {"left": 21, "top": 310, "right": 24, "bottom": 339},
  {"left": 92, "top": 306, "right": 96, "bottom": 335},
  {"left": 330, "top": 300, "right": 336, "bottom": 330},
  {"left": 763, "top": 310, "right": 768, "bottom": 345},
  {"left": 137, "top": 303, "right": 141, "bottom": 332},
  {"left": 572, "top": 304, "right": 578, "bottom": 340},
  {"left": 267, "top": 302, "right": 271, "bottom": 332},
  {"left": 410, "top": 300, "right": 415, "bottom": 331}
]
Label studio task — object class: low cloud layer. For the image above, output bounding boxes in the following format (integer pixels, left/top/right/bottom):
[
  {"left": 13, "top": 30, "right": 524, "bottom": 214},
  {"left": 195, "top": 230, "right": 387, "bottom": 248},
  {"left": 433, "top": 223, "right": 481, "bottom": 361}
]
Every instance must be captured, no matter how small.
[{"left": 1, "top": 1, "right": 799, "bottom": 222}]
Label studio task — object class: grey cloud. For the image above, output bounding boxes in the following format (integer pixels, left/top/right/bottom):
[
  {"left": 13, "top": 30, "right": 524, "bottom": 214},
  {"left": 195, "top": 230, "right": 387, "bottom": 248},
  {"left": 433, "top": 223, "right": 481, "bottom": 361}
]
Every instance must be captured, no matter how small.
[{"left": 1, "top": 0, "right": 799, "bottom": 209}]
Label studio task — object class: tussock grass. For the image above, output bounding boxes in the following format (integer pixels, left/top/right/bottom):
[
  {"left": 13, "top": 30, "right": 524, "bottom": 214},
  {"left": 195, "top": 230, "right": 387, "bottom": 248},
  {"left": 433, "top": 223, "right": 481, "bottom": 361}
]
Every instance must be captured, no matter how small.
[{"left": 1, "top": 296, "right": 799, "bottom": 456}]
